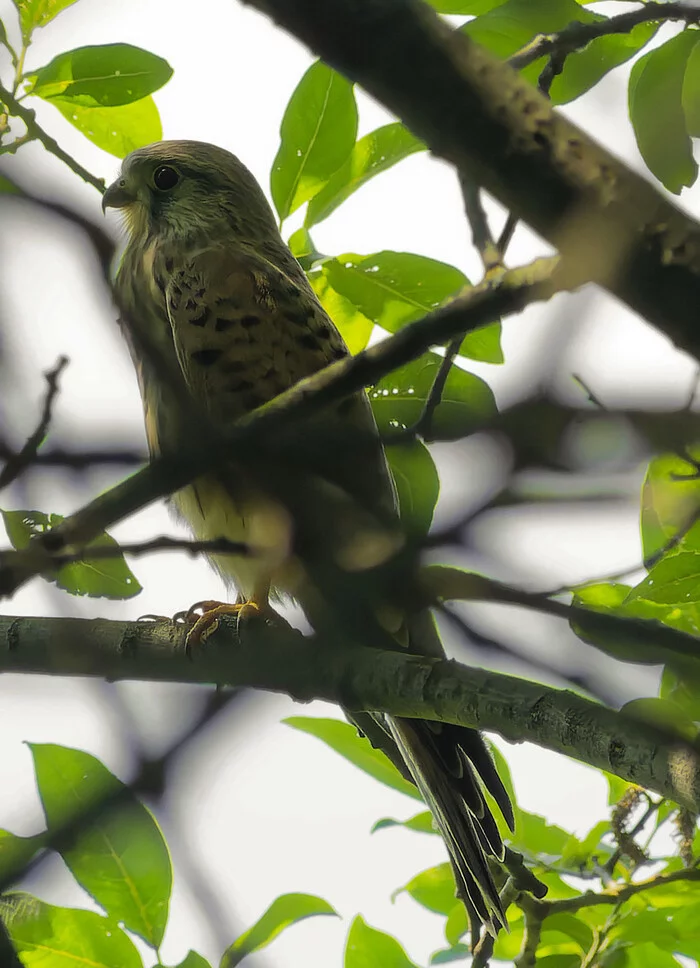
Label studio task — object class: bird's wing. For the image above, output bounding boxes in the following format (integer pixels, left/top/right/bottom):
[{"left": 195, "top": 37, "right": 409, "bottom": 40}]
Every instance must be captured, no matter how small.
[{"left": 158, "top": 241, "right": 397, "bottom": 519}]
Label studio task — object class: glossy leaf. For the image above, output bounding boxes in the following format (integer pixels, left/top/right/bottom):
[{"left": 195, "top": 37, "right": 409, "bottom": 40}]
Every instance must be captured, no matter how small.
[
  {"left": 2, "top": 509, "right": 141, "bottom": 599},
  {"left": 629, "top": 30, "right": 700, "bottom": 193},
  {"left": 371, "top": 811, "right": 435, "bottom": 835},
  {"left": 393, "top": 863, "right": 457, "bottom": 915},
  {"left": 12, "top": 0, "right": 78, "bottom": 40},
  {"left": 324, "top": 252, "right": 467, "bottom": 333},
  {"left": 370, "top": 352, "right": 496, "bottom": 440},
  {"left": 306, "top": 123, "right": 424, "bottom": 226},
  {"left": 550, "top": 20, "right": 658, "bottom": 105},
  {"left": 31, "top": 743, "right": 171, "bottom": 947},
  {"left": 385, "top": 440, "right": 440, "bottom": 534},
  {"left": 271, "top": 61, "right": 357, "bottom": 221},
  {"left": 345, "top": 916, "right": 420, "bottom": 968},
  {"left": 47, "top": 95, "right": 162, "bottom": 157},
  {"left": 430, "top": 944, "right": 470, "bottom": 964},
  {"left": 221, "top": 893, "right": 337, "bottom": 967},
  {"left": 28, "top": 44, "right": 172, "bottom": 107},
  {"left": 308, "top": 264, "right": 374, "bottom": 354},
  {"left": 628, "top": 552, "right": 700, "bottom": 607},
  {"left": 641, "top": 452, "right": 700, "bottom": 561},
  {"left": 171, "top": 954, "right": 212, "bottom": 968},
  {"left": 284, "top": 717, "right": 422, "bottom": 800},
  {"left": 0, "top": 892, "right": 143, "bottom": 967},
  {"left": 459, "top": 322, "right": 503, "bottom": 364}
]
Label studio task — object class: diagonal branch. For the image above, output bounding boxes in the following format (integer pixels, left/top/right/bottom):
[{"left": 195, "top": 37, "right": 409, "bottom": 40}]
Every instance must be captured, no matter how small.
[
  {"left": 240, "top": 0, "right": 700, "bottom": 359},
  {"left": 1, "top": 612, "right": 699, "bottom": 810}
]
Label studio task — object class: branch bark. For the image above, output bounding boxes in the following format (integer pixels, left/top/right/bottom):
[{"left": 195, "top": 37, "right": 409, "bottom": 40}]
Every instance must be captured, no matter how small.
[
  {"left": 242, "top": 0, "right": 700, "bottom": 360},
  {"left": 2, "top": 612, "right": 698, "bottom": 810}
]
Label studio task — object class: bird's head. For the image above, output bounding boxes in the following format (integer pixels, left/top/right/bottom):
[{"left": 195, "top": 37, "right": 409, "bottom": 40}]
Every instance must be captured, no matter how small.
[{"left": 102, "top": 140, "right": 277, "bottom": 243}]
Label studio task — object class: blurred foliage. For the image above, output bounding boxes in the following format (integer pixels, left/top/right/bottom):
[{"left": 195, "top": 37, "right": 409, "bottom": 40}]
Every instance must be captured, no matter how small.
[{"left": 3, "top": 0, "right": 700, "bottom": 965}]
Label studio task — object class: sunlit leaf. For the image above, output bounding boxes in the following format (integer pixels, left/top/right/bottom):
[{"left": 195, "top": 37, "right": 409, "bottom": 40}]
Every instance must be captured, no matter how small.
[
  {"left": 28, "top": 44, "right": 172, "bottom": 107},
  {"left": 271, "top": 61, "right": 357, "bottom": 221},
  {"left": 345, "top": 916, "right": 420, "bottom": 968},
  {"left": 1, "top": 509, "right": 141, "bottom": 599},
  {"left": 629, "top": 30, "right": 700, "bottom": 193},
  {"left": 221, "top": 893, "right": 337, "bottom": 967},
  {"left": 459, "top": 322, "right": 503, "bottom": 364},
  {"left": 385, "top": 440, "right": 440, "bottom": 534},
  {"left": 393, "top": 863, "right": 457, "bottom": 915},
  {"left": 372, "top": 811, "right": 435, "bottom": 835},
  {"left": 0, "top": 892, "right": 142, "bottom": 967},
  {"left": 172, "top": 954, "right": 212, "bottom": 968},
  {"left": 430, "top": 944, "right": 470, "bottom": 964},
  {"left": 47, "top": 95, "right": 162, "bottom": 157},
  {"left": 628, "top": 552, "right": 700, "bottom": 607},
  {"left": 641, "top": 452, "right": 700, "bottom": 561},
  {"left": 370, "top": 353, "right": 496, "bottom": 440},
  {"left": 284, "top": 717, "right": 422, "bottom": 800},
  {"left": 306, "top": 123, "right": 424, "bottom": 226},
  {"left": 31, "top": 743, "right": 171, "bottom": 947},
  {"left": 12, "top": 0, "right": 78, "bottom": 40},
  {"left": 308, "top": 264, "right": 374, "bottom": 354}
]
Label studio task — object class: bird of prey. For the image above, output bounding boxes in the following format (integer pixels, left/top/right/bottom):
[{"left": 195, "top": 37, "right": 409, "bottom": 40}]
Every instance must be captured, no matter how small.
[{"left": 103, "top": 140, "right": 514, "bottom": 933}]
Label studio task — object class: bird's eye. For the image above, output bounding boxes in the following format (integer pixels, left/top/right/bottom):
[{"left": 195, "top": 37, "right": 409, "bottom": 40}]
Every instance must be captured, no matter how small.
[{"left": 153, "top": 166, "right": 179, "bottom": 191}]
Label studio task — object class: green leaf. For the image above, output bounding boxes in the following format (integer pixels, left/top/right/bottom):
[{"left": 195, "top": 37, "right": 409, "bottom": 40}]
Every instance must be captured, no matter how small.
[
  {"left": 308, "top": 265, "right": 374, "bottom": 354},
  {"left": 371, "top": 811, "right": 435, "bottom": 834},
  {"left": 444, "top": 903, "right": 468, "bottom": 946},
  {"left": 628, "top": 552, "right": 700, "bottom": 607},
  {"left": 0, "top": 892, "right": 143, "bottom": 967},
  {"left": 619, "top": 697, "right": 696, "bottom": 739},
  {"left": 46, "top": 95, "right": 162, "bottom": 157},
  {"left": 625, "top": 942, "right": 684, "bottom": 968},
  {"left": 220, "top": 893, "right": 337, "bottom": 967},
  {"left": 12, "top": 0, "right": 78, "bottom": 40},
  {"left": 430, "top": 944, "right": 470, "bottom": 964},
  {"left": 324, "top": 252, "right": 468, "bottom": 334},
  {"left": 683, "top": 38, "right": 700, "bottom": 136},
  {"left": 385, "top": 440, "right": 440, "bottom": 535},
  {"left": 428, "top": 0, "right": 503, "bottom": 11},
  {"left": 271, "top": 61, "right": 357, "bottom": 221},
  {"left": 512, "top": 809, "right": 573, "bottom": 863},
  {"left": 606, "top": 771, "right": 632, "bottom": 806},
  {"left": 629, "top": 30, "right": 700, "bottom": 194},
  {"left": 170, "top": 954, "right": 212, "bottom": 968},
  {"left": 550, "top": 20, "right": 659, "bottom": 105},
  {"left": 345, "top": 916, "right": 420, "bottom": 968},
  {"left": 30, "top": 743, "right": 172, "bottom": 947},
  {"left": 283, "top": 717, "right": 422, "bottom": 801},
  {"left": 641, "top": 452, "right": 700, "bottom": 561},
  {"left": 2, "top": 509, "right": 142, "bottom": 599},
  {"left": 28, "top": 44, "right": 172, "bottom": 107},
  {"left": 370, "top": 353, "right": 496, "bottom": 440},
  {"left": 542, "top": 912, "right": 593, "bottom": 951},
  {"left": 305, "top": 123, "right": 424, "bottom": 226},
  {"left": 393, "top": 863, "right": 457, "bottom": 916},
  {"left": 459, "top": 322, "right": 503, "bottom": 364},
  {"left": 0, "top": 829, "right": 46, "bottom": 879}
]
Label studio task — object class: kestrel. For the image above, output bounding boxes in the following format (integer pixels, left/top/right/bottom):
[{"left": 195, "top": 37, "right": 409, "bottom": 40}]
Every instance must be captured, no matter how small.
[{"left": 103, "top": 140, "right": 513, "bottom": 933}]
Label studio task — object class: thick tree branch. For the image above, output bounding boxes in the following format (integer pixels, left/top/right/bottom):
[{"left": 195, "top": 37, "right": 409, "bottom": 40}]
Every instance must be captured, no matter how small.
[
  {"left": 242, "top": 0, "right": 700, "bottom": 360},
  {"left": 1, "top": 613, "right": 698, "bottom": 810}
]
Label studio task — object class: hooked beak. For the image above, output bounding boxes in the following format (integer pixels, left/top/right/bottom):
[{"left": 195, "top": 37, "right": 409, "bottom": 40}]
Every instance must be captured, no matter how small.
[{"left": 101, "top": 177, "right": 134, "bottom": 213}]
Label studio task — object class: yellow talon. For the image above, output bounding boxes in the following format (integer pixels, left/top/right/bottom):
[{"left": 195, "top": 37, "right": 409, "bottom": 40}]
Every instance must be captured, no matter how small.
[{"left": 184, "top": 599, "right": 263, "bottom": 652}]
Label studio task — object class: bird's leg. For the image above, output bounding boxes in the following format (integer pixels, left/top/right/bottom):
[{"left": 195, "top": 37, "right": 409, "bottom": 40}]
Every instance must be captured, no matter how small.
[{"left": 183, "top": 583, "right": 270, "bottom": 652}]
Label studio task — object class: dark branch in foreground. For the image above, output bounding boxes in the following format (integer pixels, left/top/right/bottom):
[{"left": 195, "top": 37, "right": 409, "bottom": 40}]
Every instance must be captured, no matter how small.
[
  {"left": 242, "top": 0, "right": 700, "bottom": 359},
  {"left": 1, "top": 612, "right": 698, "bottom": 810}
]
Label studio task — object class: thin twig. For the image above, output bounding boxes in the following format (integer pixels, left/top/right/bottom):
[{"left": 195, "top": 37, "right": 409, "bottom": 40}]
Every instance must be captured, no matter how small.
[
  {"left": 0, "top": 356, "right": 69, "bottom": 491},
  {"left": 0, "top": 442, "right": 147, "bottom": 469},
  {"left": 508, "top": 2, "right": 700, "bottom": 73},
  {"left": 0, "top": 81, "right": 105, "bottom": 193},
  {"left": 45, "top": 535, "right": 251, "bottom": 568}
]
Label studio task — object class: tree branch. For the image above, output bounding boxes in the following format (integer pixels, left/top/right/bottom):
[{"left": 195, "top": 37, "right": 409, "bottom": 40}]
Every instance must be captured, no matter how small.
[
  {"left": 1, "top": 612, "right": 698, "bottom": 810},
  {"left": 0, "top": 82, "right": 105, "bottom": 193},
  {"left": 509, "top": 2, "right": 700, "bottom": 72},
  {"left": 241, "top": 0, "right": 700, "bottom": 359}
]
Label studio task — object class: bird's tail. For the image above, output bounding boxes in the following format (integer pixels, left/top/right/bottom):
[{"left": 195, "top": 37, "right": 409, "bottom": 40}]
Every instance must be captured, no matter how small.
[
  {"left": 387, "top": 715, "right": 514, "bottom": 934},
  {"left": 385, "top": 610, "right": 515, "bottom": 935}
]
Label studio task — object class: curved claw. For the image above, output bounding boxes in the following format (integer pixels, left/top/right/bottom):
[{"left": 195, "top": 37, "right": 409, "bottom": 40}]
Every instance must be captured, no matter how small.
[{"left": 185, "top": 601, "right": 262, "bottom": 654}]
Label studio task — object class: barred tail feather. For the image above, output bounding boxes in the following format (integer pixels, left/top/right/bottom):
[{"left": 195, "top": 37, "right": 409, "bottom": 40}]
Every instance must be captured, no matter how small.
[{"left": 387, "top": 716, "right": 512, "bottom": 936}]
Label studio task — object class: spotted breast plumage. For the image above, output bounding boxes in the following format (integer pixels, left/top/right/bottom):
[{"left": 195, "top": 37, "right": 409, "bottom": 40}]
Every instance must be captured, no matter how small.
[{"left": 103, "top": 139, "right": 513, "bottom": 933}]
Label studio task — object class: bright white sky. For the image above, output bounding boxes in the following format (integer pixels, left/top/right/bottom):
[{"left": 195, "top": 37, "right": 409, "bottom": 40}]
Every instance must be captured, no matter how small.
[{"left": 0, "top": 1, "right": 697, "bottom": 966}]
